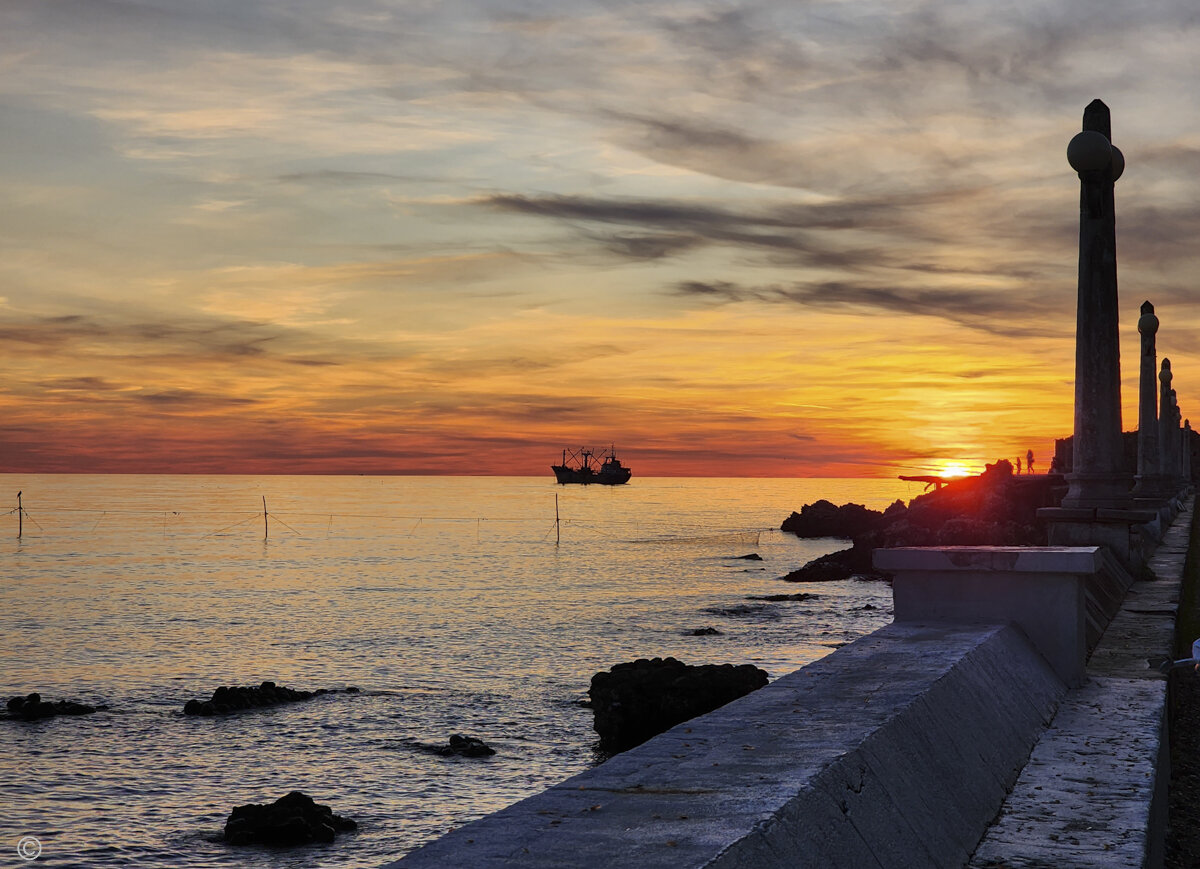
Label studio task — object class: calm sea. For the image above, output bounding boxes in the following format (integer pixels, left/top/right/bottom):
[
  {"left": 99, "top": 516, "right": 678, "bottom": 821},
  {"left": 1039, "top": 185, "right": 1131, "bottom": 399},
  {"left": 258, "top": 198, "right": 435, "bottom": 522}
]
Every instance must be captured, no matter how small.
[{"left": 0, "top": 474, "right": 917, "bottom": 868}]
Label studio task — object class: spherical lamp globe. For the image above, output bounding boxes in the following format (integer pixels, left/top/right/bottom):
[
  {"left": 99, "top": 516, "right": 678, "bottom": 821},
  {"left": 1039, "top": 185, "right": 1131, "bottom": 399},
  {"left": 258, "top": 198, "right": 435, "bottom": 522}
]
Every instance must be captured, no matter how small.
[
  {"left": 1111, "top": 145, "right": 1125, "bottom": 181},
  {"left": 1067, "top": 131, "right": 1112, "bottom": 173}
]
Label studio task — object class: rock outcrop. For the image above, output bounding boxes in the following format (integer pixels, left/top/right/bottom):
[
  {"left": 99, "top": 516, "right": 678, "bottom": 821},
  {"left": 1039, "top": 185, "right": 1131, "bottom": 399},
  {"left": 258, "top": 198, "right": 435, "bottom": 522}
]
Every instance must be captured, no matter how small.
[
  {"left": 780, "top": 464, "right": 1066, "bottom": 583},
  {"left": 780, "top": 499, "right": 890, "bottom": 539},
  {"left": 588, "top": 657, "right": 768, "bottom": 753},
  {"left": 183, "top": 682, "right": 358, "bottom": 716},
  {"left": 223, "top": 791, "right": 357, "bottom": 847},
  {"left": 4, "top": 693, "right": 99, "bottom": 720}
]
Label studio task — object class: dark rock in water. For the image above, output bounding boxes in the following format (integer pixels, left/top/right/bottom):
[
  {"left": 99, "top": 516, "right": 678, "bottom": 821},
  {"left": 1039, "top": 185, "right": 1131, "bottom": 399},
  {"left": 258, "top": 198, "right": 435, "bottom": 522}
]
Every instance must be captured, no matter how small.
[
  {"left": 448, "top": 734, "right": 496, "bottom": 757},
  {"left": 686, "top": 627, "right": 723, "bottom": 636},
  {"left": 733, "top": 553, "right": 763, "bottom": 560},
  {"left": 860, "top": 604, "right": 878, "bottom": 611},
  {"left": 747, "top": 592, "right": 819, "bottom": 602},
  {"left": 223, "top": 791, "right": 357, "bottom": 847},
  {"left": 780, "top": 500, "right": 887, "bottom": 539},
  {"left": 779, "top": 550, "right": 866, "bottom": 583},
  {"left": 4, "top": 693, "right": 99, "bottom": 721},
  {"left": 588, "top": 657, "right": 768, "bottom": 753},
  {"left": 703, "top": 603, "right": 780, "bottom": 619},
  {"left": 420, "top": 734, "right": 497, "bottom": 757},
  {"left": 183, "top": 682, "right": 358, "bottom": 716}
]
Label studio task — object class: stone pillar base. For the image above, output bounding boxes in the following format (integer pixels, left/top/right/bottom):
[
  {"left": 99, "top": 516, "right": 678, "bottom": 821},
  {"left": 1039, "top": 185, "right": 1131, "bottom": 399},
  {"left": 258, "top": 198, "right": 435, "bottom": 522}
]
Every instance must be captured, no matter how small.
[
  {"left": 1060, "top": 472, "right": 1133, "bottom": 510},
  {"left": 1037, "top": 507, "right": 1156, "bottom": 570},
  {"left": 1132, "top": 474, "right": 1176, "bottom": 503}
]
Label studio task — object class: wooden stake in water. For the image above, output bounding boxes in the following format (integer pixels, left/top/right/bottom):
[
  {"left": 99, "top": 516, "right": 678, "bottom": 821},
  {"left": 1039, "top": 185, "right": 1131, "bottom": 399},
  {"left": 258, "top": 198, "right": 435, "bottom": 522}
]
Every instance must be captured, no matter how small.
[
  {"left": 17, "top": 491, "right": 22, "bottom": 539},
  {"left": 555, "top": 493, "right": 560, "bottom": 546},
  {"left": 263, "top": 496, "right": 268, "bottom": 540}
]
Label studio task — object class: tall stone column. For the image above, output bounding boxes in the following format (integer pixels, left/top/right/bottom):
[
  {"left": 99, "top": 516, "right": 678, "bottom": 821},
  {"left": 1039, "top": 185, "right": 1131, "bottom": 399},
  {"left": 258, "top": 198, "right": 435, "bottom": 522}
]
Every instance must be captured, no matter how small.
[
  {"left": 1061, "top": 99, "right": 1129, "bottom": 508},
  {"left": 1042, "top": 101, "right": 1152, "bottom": 568},
  {"left": 1185, "top": 419, "right": 1193, "bottom": 483},
  {"left": 1133, "top": 300, "right": 1163, "bottom": 498},
  {"left": 1172, "top": 392, "right": 1183, "bottom": 481},
  {"left": 1160, "top": 359, "right": 1175, "bottom": 482}
]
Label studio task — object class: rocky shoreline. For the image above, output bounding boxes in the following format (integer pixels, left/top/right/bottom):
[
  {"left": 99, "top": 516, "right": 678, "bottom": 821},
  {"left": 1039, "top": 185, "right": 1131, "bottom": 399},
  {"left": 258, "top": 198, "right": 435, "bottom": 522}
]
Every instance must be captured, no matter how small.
[{"left": 780, "top": 461, "right": 1066, "bottom": 582}]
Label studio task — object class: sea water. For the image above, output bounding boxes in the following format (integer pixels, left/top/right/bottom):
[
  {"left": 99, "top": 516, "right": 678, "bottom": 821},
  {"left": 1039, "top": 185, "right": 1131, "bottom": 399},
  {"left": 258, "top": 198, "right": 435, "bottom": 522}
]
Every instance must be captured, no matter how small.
[{"left": 0, "top": 474, "right": 917, "bottom": 868}]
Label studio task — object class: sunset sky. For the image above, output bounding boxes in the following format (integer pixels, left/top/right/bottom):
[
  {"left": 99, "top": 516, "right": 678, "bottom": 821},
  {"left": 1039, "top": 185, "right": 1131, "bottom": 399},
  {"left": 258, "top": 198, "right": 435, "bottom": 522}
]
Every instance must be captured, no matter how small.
[{"left": 3, "top": 1, "right": 1200, "bottom": 477}]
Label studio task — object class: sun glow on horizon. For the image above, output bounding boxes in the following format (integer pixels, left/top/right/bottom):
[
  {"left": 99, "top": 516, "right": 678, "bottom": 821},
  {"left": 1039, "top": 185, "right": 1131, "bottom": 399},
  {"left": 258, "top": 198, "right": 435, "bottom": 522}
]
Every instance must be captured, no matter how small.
[{"left": 937, "top": 462, "right": 974, "bottom": 479}]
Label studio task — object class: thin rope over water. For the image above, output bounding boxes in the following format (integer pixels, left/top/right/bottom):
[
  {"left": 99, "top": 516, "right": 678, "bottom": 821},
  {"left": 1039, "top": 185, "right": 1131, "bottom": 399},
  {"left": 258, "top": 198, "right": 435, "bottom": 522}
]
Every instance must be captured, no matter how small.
[{"left": 9, "top": 493, "right": 772, "bottom": 543}]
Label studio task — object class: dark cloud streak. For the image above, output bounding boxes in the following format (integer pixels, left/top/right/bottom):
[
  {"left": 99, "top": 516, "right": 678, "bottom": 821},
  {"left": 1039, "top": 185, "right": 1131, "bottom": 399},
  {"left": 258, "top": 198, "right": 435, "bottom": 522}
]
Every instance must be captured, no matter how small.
[{"left": 671, "top": 279, "right": 1066, "bottom": 338}]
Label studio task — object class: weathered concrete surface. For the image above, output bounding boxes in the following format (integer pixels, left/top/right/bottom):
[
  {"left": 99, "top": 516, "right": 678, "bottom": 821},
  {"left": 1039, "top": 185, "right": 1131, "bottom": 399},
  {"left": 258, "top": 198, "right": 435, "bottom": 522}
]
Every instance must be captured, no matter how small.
[
  {"left": 969, "top": 497, "right": 1192, "bottom": 868},
  {"left": 387, "top": 623, "right": 1065, "bottom": 869},
  {"left": 876, "top": 545, "right": 1131, "bottom": 686}
]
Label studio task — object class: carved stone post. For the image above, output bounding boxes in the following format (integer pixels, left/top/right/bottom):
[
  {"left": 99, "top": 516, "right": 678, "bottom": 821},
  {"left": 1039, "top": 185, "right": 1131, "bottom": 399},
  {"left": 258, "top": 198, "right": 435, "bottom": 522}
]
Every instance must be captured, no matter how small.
[
  {"left": 1060, "top": 99, "right": 1129, "bottom": 508},
  {"left": 1185, "top": 419, "right": 1193, "bottom": 484},
  {"left": 1042, "top": 101, "right": 1152, "bottom": 568},
  {"left": 1160, "top": 359, "right": 1175, "bottom": 484},
  {"left": 1133, "top": 301, "right": 1164, "bottom": 499},
  {"left": 1172, "top": 391, "right": 1183, "bottom": 481}
]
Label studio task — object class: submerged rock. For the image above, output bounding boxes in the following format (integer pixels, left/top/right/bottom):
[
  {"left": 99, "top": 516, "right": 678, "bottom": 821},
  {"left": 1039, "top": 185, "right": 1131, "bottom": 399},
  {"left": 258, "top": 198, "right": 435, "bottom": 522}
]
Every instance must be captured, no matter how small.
[
  {"left": 588, "top": 657, "right": 768, "bottom": 753},
  {"left": 746, "top": 592, "right": 819, "bottom": 602},
  {"left": 4, "top": 693, "right": 99, "bottom": 720},
  {"left": 733, "top": 553, "right": 763, "bottom": 561},
  {"left": 447, "top": 734, "right": 496, "bottom": 757},
  {"left": 223, "top": 791, "right": 357, "bottom": 847},
  {"left": 703, "top": 603, "right": 780, "bottom": 619},
  {"left": 183, "top": 681, "right": 358, "bottom": 716},
  {"left": 419, "top": 734, "right": 497, "bottom": 757},
  {"left": 686, "top": 626, "right": 723, "bottom": 636}
]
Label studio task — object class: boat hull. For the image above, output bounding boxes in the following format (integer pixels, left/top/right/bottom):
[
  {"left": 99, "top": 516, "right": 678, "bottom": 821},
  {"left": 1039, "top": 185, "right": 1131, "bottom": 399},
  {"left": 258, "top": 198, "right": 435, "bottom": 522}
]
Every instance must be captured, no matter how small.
[{"left": 552, "top": 465, "right": 632, "bottom": 485}]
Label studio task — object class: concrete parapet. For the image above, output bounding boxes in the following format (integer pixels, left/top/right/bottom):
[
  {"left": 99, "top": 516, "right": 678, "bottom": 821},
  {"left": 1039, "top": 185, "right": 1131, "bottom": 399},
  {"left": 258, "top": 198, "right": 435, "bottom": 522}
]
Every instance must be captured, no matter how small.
[
  {"left": 874, "top": 546, "right": 1133, "bottom": 686},
  {"left": 387, "top": 623, "right": 1065, "bottom": 869}
]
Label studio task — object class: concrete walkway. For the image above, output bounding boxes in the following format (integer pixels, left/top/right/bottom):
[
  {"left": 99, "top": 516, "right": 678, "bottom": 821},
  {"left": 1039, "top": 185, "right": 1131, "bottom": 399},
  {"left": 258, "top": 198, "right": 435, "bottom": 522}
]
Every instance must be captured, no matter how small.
[{"left": 969, "top": 498, "right": 1192, "bottom": 868}]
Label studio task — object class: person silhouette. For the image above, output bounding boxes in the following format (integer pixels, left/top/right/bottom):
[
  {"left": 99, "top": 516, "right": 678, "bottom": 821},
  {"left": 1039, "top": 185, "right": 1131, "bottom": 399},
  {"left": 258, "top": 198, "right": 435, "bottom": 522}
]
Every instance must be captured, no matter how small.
[
  {"left": 1026, "top": 450, "right": 1035, "bottom": 474},
  {"left": 1016, "top": 457, "right": 1022, "bottom": 474}
]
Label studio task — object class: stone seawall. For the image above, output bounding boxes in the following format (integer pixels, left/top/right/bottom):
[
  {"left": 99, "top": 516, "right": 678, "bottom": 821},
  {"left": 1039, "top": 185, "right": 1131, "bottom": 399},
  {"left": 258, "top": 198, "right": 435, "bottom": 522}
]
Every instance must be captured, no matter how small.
[
  {"left": 385, "top": 499, "right": 1192, "bottom": 869},
  {"left": 387, "top": 622, "right": 1065, "bottom": 868}
]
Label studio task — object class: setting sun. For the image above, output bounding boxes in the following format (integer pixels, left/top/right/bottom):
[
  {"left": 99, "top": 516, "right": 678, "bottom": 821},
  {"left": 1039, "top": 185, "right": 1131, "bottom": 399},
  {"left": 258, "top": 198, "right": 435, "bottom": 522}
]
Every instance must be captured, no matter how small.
[{"left": 938, "top": 462, "right": 974, "bottom": 479}]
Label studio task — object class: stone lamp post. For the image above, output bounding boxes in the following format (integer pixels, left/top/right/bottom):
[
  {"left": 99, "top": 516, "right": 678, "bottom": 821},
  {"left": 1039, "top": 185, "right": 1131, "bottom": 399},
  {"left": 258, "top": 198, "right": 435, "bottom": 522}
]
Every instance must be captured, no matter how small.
[
  {"left": 1042, "top": 101, "right": 1153, "bottom": 567},
  {"left": 1133, "top": 301, "right": 1169, "bottom": 502},
  {"left": 1160, "top": 360, "right": 1176, "bottom": 483},
  {"left": 1061, "top": 100, "right": 1129, "bottom": 509}
]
